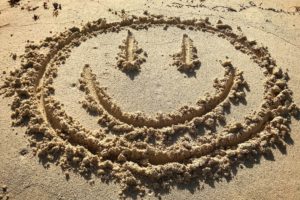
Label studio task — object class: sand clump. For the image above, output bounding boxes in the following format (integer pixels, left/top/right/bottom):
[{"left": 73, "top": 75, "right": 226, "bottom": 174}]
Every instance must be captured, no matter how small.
[
  {"left": 0, "top": 185, "right": 9, "bottom": 200},
  {"left": 1, "top": 14, "right": 299, "bottom": 198},
  {"left": 8, "top": 0, "right": 20, "bottom": 7}
]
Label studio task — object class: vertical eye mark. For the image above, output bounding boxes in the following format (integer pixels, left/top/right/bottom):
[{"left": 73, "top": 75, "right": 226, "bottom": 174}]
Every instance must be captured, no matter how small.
[
  {"left": 172, "top": 34, "right": 201, "bottom": 73},
  {"left": 116, "top": 30, "right": 147, "bottom": 72}
]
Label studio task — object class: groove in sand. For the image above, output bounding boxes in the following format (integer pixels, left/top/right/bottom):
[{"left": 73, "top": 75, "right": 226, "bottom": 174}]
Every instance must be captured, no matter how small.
[{"left": 81, "top": 64, "right": 236, "bottom": 128}]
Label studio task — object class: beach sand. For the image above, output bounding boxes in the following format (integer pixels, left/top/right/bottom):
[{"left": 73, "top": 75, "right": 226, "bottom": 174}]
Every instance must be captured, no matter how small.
[{"left": 0, "top": 0, "right": 300, "bottom": 199}]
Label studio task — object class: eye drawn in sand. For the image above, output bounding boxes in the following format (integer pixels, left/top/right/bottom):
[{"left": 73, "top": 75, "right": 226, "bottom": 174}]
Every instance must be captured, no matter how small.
[
  {"left": 117, "top": 30, "right": 146, "bottom": 72},
  {"left": 1, "top": 15, "right": 299, "bottom": 198},
  {"left": 172, "top": 34, "right": 201, "bottom": 73}
]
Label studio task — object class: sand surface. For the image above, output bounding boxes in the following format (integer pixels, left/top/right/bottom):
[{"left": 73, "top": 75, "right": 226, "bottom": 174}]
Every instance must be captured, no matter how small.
[{"left": 0, "top": 0, "right": 300, "bottom": 199}]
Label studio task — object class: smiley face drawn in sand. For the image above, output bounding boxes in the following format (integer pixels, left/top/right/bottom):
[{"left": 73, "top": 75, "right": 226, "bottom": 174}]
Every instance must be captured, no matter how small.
[
  {"left": 3, "top": 15, "right": 299, "bottom": 196},
  {"left": 78, "top": 29, "right": 242, "bottom": 129}
]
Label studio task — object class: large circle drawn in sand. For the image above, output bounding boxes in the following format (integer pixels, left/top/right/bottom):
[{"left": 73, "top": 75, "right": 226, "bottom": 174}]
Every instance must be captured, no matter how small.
[{"left": 5, "top": 16, "right": 298, "bottom": 196}]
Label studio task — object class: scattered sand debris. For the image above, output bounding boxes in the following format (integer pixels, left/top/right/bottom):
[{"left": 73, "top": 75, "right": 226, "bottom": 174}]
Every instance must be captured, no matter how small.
[
  {"left": 33, "top": 14, "right": 39, "bottom": 21},
  {"left": 8, "top": 0, "right": 20, "bottom": 7},
  {"left": 65, "top": 172, "right": 70, "bottom": 180},
  {"left": 26, "top": 5, "right": 39, "bottom": 12},
  {"left": 116, "top": 30, "right": 146, "bottom": 72},
  {"left": 0, "top": 185, "right": 9, "bottom": 200},
  {"left": 221, "top": 58, "right": 232, "bottom": 67},
  {"left": 10, "top": 53, "right": 17, "bottom": 60},
  {"left": 172, "top": 34, "right": 200, "bottom": 72},
  {"left": 168, "top": 1, "right": 299, "bottom": 15},
  {"left": 19, "top": 148, "right": 28, "bottom": 155},
  {"left": 52, "top": 2, "right": 62, "bottom": 17},
  {"left": 1, "top": 185, "right": 7, "bottom": 193},
  {"left": 43, "top": 2, "right": 48, "bottom": 9},
  {"left": 52, "top": 2, "right": 61, "bottom": 10},
  {"left": 1, "top": 15, "right": 299, "bottom": 198}
]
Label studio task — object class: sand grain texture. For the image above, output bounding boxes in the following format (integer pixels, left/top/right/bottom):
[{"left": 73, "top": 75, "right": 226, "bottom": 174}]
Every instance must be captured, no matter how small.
[{"left": 0, "top": 0, "right": 300, "bottom": 199}]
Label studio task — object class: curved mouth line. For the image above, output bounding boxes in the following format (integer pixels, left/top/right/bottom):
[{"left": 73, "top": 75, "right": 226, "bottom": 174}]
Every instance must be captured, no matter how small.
[{"left": 80, "top": 64, "right": 237, "bottom": 128}]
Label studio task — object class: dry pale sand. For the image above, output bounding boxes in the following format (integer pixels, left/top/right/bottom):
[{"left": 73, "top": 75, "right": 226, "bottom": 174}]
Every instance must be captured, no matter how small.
[{"left": 0, "top": 0, "right": 300, "bottom": 199}]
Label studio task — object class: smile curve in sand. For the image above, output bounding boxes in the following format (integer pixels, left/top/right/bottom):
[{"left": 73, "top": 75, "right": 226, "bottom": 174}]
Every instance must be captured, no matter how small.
[{"left": 3, "top": 15, "right": 298, "bottom": 196}]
